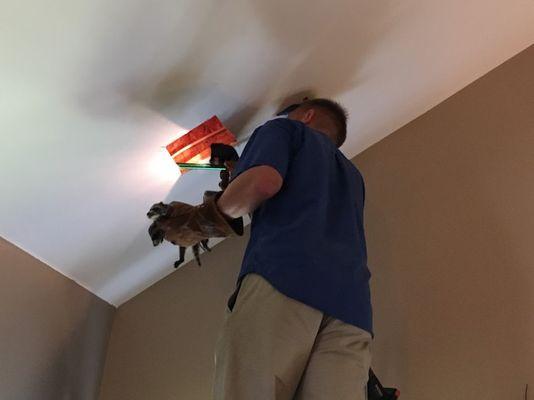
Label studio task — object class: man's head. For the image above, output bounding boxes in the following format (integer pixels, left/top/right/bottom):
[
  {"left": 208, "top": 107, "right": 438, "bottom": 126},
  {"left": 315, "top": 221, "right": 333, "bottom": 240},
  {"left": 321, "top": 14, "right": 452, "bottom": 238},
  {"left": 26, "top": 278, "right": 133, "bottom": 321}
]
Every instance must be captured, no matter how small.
[{"left": 287, "top": 98, "right": 348, "bottom": 147}]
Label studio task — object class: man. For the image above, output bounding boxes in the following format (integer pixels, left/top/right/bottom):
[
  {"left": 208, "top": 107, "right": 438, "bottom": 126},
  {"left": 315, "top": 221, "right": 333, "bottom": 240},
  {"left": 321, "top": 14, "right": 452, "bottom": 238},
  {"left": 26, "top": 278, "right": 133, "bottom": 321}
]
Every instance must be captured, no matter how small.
[
  {"left": 152, "top": 98, "right": 372, "bottom": 399},
  {"left": 211, "top": 98, "right": 373, "bottom": 400}
]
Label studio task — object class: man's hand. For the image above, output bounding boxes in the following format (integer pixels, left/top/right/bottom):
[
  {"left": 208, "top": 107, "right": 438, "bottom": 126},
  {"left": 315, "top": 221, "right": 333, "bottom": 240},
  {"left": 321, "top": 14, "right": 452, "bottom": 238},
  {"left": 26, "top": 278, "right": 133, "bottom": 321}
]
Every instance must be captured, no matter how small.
[{"left": 218, "top": 160, "right": 237, "bottom": 190}]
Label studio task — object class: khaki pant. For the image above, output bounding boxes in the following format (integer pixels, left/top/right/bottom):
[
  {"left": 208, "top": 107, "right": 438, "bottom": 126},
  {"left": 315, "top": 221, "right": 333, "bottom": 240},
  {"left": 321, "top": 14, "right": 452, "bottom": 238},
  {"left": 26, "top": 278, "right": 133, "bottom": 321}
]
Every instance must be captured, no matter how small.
[{"left": 213, "top": 273, "right": 372, "bottom": 400}]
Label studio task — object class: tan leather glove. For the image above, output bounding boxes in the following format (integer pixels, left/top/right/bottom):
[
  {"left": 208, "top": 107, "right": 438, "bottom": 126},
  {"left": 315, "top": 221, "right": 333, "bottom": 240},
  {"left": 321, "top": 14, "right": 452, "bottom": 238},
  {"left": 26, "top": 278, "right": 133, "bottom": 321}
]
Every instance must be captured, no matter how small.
[{"left": 148, "top": 194, "right": 243, "bottom": 248}]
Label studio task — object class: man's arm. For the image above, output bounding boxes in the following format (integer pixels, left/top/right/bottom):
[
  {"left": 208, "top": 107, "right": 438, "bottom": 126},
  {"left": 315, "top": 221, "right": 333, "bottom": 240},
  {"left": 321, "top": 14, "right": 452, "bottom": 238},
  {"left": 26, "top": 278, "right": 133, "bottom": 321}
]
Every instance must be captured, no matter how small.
[{"left": 216, "top": 165, "right": 283, "bottom": 219}]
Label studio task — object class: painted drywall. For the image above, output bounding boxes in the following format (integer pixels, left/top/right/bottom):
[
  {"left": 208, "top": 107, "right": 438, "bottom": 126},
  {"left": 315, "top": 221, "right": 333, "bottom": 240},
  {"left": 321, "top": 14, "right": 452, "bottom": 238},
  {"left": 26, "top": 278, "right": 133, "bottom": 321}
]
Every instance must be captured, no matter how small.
[
  {"left": 2, "top": 0, "right": 534, "bottom": 306},
  {"left": 354, "top": 45, "right": 534, "bottom": 399},
  {"left": 0, "top": 237, "right": 115, "bottom": 400},
  {"left": 99, "top": 45, "right": 534, "bottom": 399},
  {"left": 99, "top": 228, "right": 250, "bottom": 400}
]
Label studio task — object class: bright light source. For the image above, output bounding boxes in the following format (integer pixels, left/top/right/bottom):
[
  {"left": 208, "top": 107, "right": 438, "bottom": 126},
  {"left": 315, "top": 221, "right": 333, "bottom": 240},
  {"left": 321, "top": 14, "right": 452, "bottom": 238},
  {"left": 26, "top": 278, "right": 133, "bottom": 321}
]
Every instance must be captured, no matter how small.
[{"left": 148, "top": 146, "right": 182, "bottom": 184}]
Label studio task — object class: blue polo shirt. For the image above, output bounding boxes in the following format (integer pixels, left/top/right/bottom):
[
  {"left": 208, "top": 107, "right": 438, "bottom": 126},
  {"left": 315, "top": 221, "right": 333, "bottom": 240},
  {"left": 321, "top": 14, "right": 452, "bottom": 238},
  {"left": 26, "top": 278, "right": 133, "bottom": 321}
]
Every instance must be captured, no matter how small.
[{"left": 228, "top": 118, "right": 373, "bottom": 334}]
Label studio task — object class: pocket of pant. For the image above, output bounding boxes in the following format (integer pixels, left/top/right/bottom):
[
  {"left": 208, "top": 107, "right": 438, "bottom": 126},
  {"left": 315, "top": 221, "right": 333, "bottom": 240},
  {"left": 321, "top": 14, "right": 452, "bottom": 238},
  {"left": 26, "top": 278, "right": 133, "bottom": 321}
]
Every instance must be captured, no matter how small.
[{"left": 226, "top": 277, "right": 244, "bottom": 314}]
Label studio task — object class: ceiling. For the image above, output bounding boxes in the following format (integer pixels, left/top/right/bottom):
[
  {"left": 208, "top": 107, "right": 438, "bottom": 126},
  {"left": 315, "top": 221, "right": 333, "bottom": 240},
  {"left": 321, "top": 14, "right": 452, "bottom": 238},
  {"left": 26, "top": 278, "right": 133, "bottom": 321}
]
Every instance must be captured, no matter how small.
[{"left": 1, "top": 0, "right": 533, "bottom": 306}]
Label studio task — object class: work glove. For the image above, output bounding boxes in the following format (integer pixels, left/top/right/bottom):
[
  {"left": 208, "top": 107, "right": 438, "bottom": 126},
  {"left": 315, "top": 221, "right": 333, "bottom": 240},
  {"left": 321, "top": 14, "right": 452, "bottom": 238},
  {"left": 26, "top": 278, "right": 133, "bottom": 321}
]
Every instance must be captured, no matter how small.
[
  {"left": 147, "top": 194, "right": 243, "bottom": 248},
  {"left": 148, "top": 144, "right": 241, "bottom": 248}
]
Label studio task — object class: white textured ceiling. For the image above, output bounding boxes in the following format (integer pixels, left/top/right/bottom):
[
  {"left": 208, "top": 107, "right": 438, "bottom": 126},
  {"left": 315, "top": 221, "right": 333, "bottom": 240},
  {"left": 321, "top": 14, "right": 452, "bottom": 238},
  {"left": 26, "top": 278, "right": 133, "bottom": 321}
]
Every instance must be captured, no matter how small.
[{"left": 1, "top": 0, "right": 533, "bottom": 306}]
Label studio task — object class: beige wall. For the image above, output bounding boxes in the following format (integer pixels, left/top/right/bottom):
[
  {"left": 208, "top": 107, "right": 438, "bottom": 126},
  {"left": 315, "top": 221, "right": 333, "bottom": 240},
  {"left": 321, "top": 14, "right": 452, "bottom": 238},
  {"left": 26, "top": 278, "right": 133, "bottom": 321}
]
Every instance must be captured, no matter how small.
[
  {"left": 355, "top": 45, "right": 534, "bottom": 399},
  {"left": 99, "top": 229, "right": 250, "bottom": 400},
  {"left": 100, "top": 45, "right": 534, "bottom": 400},
  {"left": 0, "top": 237, "right": 115, "bottom": 400}
]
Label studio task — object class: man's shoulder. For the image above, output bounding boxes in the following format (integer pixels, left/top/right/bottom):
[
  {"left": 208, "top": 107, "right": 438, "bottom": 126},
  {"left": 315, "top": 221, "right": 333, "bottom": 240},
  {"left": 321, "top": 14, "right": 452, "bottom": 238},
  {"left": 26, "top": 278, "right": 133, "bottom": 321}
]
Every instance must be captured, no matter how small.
[
  {"left": 246, "top": 118, "right": 304, "bottom": 152},
  {"left": 336, "top": 151, "right": 365, "bottom": 183},
  {"left": 259, "top": 117, "right": 303, "bottom": 135}
]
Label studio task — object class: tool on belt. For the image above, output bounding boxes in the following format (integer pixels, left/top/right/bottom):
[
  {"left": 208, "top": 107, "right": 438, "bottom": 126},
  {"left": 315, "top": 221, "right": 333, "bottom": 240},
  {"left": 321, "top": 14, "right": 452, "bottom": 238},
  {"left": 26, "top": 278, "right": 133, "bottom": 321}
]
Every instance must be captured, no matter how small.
[{"left": 368, "top": 369, "right": 400, "bottom": 399}]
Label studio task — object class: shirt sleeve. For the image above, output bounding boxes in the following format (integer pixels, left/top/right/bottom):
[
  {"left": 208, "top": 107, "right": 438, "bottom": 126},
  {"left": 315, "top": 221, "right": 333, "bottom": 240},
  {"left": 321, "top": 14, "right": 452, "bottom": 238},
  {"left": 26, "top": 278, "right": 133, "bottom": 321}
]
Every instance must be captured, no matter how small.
[{"left": 231, "top": 118, "right": 299, "bottom": 182}]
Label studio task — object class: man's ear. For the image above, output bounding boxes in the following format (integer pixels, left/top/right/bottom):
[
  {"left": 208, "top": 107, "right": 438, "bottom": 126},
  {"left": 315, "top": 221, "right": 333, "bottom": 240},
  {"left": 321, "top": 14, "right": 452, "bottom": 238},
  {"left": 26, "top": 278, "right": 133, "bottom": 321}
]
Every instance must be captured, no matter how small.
[{"left": 301, "top": 108, "right": 315, "bottom": 124}]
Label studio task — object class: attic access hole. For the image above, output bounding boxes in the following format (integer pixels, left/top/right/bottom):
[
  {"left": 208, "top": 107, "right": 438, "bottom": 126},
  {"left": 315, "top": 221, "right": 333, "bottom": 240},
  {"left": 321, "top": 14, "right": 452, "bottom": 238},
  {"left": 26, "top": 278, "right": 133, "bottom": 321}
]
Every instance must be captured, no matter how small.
[{"left": 166, "top": 116, "right": 236, "bottom": 169}]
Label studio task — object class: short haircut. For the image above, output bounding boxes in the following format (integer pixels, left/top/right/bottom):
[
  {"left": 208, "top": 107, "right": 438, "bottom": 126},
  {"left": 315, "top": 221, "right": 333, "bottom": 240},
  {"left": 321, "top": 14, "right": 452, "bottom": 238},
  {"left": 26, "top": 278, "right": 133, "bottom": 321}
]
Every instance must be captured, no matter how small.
[{"left": 298, "top": 98, "right": 348, "bottom": 147}]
